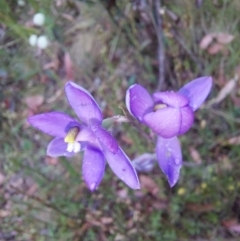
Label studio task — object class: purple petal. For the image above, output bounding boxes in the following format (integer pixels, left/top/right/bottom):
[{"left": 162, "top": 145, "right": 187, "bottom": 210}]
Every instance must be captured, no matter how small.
[
  {"left": 47, "top": 137, "right": 76, "bottom": 157},
  {"left": 153, "top": 91, "right": 188, "bottom": 107},
  {"left": 28, "top": 112, "right": 80, "bottom": 137},
  {"left": 82, "top": 146, "right": 106, "bottom": 191},
  {"left": 126, "top": 84, "right": 154, "bottom": 122},
  {"left": 178, "top": 106, "right": 194, "bottom": 135},
  {"left": 90, "top": 124, "right": 118, "bottom": 154},
  {"left": 178, "top": 76, "right": 212, "bottom": 111},
  {"left": 143, "top": 107, "right": 181, "bottom": 138},
  {"left": 65, "top": 82, "right": 103, "bottom": 125},
  {"left": 76, "top": 127, "right": 98, "bottom": 143},
  {"left": 156, "top": 136, "right": 182, "bottom": 187},
  {"left": 103, "top": 147, "right": 140, "bottom": 189}
]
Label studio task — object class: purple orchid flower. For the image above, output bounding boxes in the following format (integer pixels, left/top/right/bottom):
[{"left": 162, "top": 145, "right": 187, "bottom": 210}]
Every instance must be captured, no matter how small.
[
  {"left": 126, "top": 76, "right": 212, "bottom": 187},
  {"left": 28, "top": 81, "right": 140, "bottom": 191}
]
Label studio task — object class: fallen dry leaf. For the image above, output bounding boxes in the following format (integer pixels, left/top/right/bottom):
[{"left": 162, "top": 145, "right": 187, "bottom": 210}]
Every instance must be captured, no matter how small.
[
  {"left": 199, "top": 33, "right": 215, "bottom": 50},
  {"left": 228, "top": 136, "right": 240, "bottom": 145},
  {"left": 120, "top": 135, "right": 133, "bottom": 145},
  {"left": 0, "top": 209, "right": 10, "bottom": 217},
  {"left": 100, "top": 217, "right": 113, "bottom": 225},
  {"left": 26, "top": 183, "right": 38, "bottom": 195},
  {"left": 152, "top": 200, "right": 168, "bottom": 210},
  {"left": 61, "top": 13, "right": 74, "bottom": 21},
  {"left": 139, "top": 175, "right": 159, "bottom": 196},
  {"left": 222, "top": 218, "right": 238, "bottom": 228},
  {"left": 46, "top": 89, "right": 62, "bottom": 103},
  {"left": 189, "top": 146, "right": 202, "bottom": 164},
  {"left": 64, "top": 52, "right": 74, "bottom": 81},
  {"left": 114, "top": 234, "right": 126, "bottom": 241},
  {"left": 43, "top": 61, "right": 59, "bottom": 70},
  {"left": 207, "top": 75, "right": 238, "bottom": 106},
  {"left": 25, "top": 95, "right": 44, "bottom": 112},
  {"left": 215, "top": 32, "right": 234, "bottom": 45},
  {"left": 186, "top": 203, "right": 215, "bottom": 212},
  {"left": 45, "top": 156, "right": 58, "bottom": 165},
  {"left": 222, "top": 219, "right": 240, "bottom": 233},
  {"left": 199, "top": 32, "right": 234, "bottom": 51},
  {"left": 117, "top": 188, "right": 128, "bottom": 199},
  {"left": 207, "top": 43, "right": 225, "bottom": 55}
]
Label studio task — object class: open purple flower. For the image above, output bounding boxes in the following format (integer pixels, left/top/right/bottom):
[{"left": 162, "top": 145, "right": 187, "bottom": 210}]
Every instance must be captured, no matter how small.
[
  {"left": 126, "top": 77, "right": 212, "bottom": 187},
  {"left": 28, "top": 82, "right": 140, "bottom": 191}
]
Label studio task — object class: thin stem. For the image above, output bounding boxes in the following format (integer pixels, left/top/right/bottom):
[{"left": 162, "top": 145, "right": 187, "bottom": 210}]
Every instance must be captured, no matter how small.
[
  {"left": 171, "top": 29, "right": 203, "bottom": 74},
  {"left": 153, "top": 0, "right": 165, "bottom": 90}
]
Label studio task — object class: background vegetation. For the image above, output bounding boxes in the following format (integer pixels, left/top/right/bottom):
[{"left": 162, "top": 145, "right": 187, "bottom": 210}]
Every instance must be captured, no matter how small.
[{"left": 1, "top": 0, "right": 240, "bottom": 240}]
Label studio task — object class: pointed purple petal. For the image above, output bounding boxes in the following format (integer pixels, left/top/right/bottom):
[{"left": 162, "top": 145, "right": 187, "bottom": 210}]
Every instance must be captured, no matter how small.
[
  {"left": 178, "top": 106, "right": 194, "bottom": 135},
  {"left": 90, "top": 124, "right": 118, "bottom": 154},
  {"left": 65, "top": 82, "right": 103, "bottom": 125},
  {"left": 143, "top": 108, "right": 181, "bottom": 138},
  {"left": 103, "top": 147, "right": 140, "bottom": 189},
  {"left": 82, "top": 146, "right": 106, "bottom": 191},
  {"left": 153, "top": 91, "right": 188, "bottom": 107},
  {"left": 178, "top": 76, "right": 212, "bottom": 111},
  {"left": 28, "top": 112, "right": 80, "bottom": 137},
  {"left": 156, "top": 136, "right": 182, "bottom": 187},
  {"left": 126, "top": 84, "right": 154, "bottom": 122},
  {"left": 47, "top": 137, "right": 76, "bottom": 157}
]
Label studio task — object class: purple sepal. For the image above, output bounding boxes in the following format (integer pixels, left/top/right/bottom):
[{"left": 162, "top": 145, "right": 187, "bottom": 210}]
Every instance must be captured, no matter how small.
[
  {"left": 90, "top": 123, "right": 118, "bottom": 154},
  {"left": 178, "top": 76, "right": 212, "bottom": 111},
  {"left": 47, "top": 137, "right": 76, "bottom": 157},
  {"left": 153, "top": 91, "right": 188, "bottom": 107},
  {"left": 126, "top": 84, "right": 154, "bottom": 122},
  {"left": 103, "top": 147, "right": 140, "bottom": 189},
  {"left": 178, "top": 106, "right": 194, "bottom": 135},
  {"left": 156, "top": 136, "right": 182, "bottom": 187},
  {"left": 82, "top": 146, "right": 106, "bottom": 191},
  {"left": 28, "top": 112, "right": 80, "bottom": 137},
  {"left": 65, "top": 82, "right": 103, "bottom": 125}
]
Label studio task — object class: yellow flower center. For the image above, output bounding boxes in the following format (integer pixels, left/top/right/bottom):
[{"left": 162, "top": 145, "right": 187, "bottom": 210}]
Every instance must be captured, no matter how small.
[
  {"left": 64, "top": 127, "right": 80, "bottom": 143},
  {"left": 153, "top": 103, "right": 167, "bottom": 112},
  {"left": 64, "top": 127, "right": 81, "bottom": 153}
]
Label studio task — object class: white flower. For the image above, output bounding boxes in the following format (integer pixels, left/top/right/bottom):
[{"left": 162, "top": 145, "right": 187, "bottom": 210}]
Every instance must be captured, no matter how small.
[
  {"left": 28, "top": 34, "right": 38, "bottom": 46},
  {"left": 18, "top": 0, "right": 25, "bottom": 6},
  {"left": 37, "top": 35, "right": 49, "bottom": 49},
  {"left": 33, "top": 13, "right": 45, "bottom": 26}
]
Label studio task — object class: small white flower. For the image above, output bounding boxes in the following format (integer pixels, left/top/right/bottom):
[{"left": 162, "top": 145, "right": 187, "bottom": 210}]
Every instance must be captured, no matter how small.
[
  {"left": 37, "top": 35, "right": 49, "bottom": 49},
  {"left": 28, "top": 34, "right": 38, "bottom": 46},
  {"left": 18, "top": 0, "right": 25, "bottom": 6},
  {"left": 33, "top": 13, "right": 45, "bottom": 26}
]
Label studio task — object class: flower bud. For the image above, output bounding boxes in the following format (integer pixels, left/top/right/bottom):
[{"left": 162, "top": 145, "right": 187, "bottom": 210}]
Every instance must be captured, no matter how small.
[
  {"left": 37, "top": 35, "right": 48, "bottom": 49},
  {"left": 28, "top": 34, "right": 38, "bottom": 46},
  {"left": 33, "top": 13, "right": 45, "bottom": 26}
]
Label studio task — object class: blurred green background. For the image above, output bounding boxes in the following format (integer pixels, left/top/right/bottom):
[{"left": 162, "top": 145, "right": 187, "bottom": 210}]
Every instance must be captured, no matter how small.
[{"left": 1, "top": 0, "right": 240, "bottom": 240}]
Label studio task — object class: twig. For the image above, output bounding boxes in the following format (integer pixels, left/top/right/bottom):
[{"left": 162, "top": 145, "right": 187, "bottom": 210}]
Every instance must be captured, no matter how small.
[
  {"left": 171, "top": 29, "right": 203, "bottom": 74},
  {"left": 153, "top": 0, "right": 165, "bottom": 90}
]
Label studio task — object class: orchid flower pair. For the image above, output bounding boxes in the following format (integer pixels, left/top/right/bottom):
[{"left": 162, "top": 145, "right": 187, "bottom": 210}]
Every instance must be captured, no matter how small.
[
  {"left": 126, "top": 77, "right": 212, "bottom": 187},
  {"left": 28, "top": 77, "right": 212, "bottom": 190}
]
